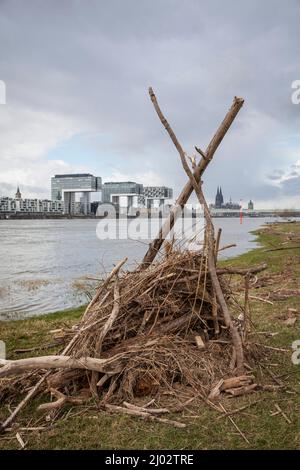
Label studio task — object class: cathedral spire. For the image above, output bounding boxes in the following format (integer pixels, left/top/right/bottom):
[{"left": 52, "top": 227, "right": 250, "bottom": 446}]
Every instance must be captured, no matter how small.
[
  {"left": 215, "top": 187, "right": 219, "bottom": 207},
  {"left": 219, "top": 187, "right": 224, "bottom": 205},
  {"left": 15, "top": 186, "right": 22, "bottom": 200},
  {"left": 215, "top": 186, "right": 222, "bottom": 208}
]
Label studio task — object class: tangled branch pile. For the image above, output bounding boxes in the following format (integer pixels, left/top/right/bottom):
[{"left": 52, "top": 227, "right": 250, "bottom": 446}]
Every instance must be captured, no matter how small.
[
  {"left": 50, "top": 249, "right": 237, "bottom": 400},
  {"left": 0, "top": 244, "right": 267, "bottom": 422}
]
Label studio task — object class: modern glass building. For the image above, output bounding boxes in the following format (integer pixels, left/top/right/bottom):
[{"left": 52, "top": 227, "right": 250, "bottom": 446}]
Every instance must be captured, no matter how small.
[
  {"left": 101, "top": 182, "right": 173, "bottom": 212},
  {"left": 51, "top": 174, "right": 102, "bottom": 214},
  {"left": 51, "top": 176, "right": 172, "bottom": 215},
  {"left": 142, "top": 186, "right": 173, "bottom": 208},
  {"left": 102, "top": 182, "right": 143, "bottom": 209}
]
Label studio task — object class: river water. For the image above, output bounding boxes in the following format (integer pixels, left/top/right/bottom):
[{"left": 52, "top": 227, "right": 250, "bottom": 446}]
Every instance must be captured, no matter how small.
[{"left": 0, "top": 217, "right": 277, "bottom": 320}]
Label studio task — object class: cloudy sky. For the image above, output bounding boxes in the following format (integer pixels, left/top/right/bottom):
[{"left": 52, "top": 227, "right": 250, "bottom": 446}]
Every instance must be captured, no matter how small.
[{"left": 0, "top": 0, "right": 300, "bottom": 208}]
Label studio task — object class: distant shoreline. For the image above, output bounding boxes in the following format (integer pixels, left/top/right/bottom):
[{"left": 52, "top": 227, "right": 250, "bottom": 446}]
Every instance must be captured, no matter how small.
[
  {"left": 1, "top": 212, "right": 300, "bottom": 220},
  {"left": 0, "top": 213, "right": 100, "bottom": 220}
]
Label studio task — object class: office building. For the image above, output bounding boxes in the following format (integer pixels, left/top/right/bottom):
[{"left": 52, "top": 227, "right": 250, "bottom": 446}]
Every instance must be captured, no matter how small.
[
  {"left": 0, "top": 194, "right": 63, "bottom": 213},
  {"left": 51, "top": 173, "right": 102, "bottom": 214},
  {"left": 101, "top": 182, "right": 173, "bottom": 212},
  {"left": 141, "top": 186, "right": 173, "bottom": 209},
  {"left": 102, "top": 182, "right": 143, "bottom": 209}
]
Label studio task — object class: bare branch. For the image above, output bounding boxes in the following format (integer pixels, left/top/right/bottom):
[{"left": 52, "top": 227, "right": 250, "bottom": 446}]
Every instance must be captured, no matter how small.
[{"left": 142, "top": 89, "right": 244, "bottom": 267}]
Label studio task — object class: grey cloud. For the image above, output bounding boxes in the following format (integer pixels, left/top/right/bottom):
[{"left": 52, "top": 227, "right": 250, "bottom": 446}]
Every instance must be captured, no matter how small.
[
  {"left": 280, "top": 176, "right": 300, "bottom": 195},
  {"left": 0, "top": 0, "right": 300, "bottom": 207},
  {"left": 0, "top": 182, "right": 17, "bottom": 195},
  {"left": 267, "top": 174, "right": 282, "bottom": 181},
  {"left": 0, "top": 181, "right": 47, "bottom": 197}
]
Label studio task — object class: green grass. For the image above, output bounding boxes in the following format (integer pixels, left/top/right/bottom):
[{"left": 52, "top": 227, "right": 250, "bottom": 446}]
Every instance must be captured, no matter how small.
[
  {"left": 1, "top": 222, "right": 300, "bottom": 449},
  {"left": 0, "top": 306, "right": 85, "bottom": 360}
]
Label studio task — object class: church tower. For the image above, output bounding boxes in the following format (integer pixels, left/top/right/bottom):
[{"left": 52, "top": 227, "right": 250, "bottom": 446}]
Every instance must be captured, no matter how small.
[
  {"left": 15, "top": 186, "right": 22, "bottom": 200},
  {"left": 215, "top": 187, "right": 220, "bottom": 208},
  {"left": 219, "top": 187, "right": 224, "bottom": 205},
  {"left": 215, "top": 186, "right": 224, "bottom": 209}
]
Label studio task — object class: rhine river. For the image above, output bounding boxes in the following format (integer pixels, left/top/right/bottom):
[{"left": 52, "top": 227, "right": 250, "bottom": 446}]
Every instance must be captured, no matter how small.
[{"left": 0, "top": 217, "right": 278, "bottom": 320}]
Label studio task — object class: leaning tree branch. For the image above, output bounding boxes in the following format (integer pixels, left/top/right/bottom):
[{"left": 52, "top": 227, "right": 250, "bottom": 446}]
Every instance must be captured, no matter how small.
[
  {"left": 147, "top": 87, "right": 245, "bottom": 374},
  {"left": 142, "top": 89, "right": 244, "bottom": 267}
]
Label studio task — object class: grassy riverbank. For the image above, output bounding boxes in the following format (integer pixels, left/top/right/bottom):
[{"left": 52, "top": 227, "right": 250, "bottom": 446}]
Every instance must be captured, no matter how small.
[{"left": 1, "top": 221, "right": 300, "bottom": 449}]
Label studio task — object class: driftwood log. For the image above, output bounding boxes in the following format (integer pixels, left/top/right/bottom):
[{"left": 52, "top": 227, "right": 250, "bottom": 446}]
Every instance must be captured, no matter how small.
[{"left": 0, "top": 355, "right": 123, "bottom": 378}]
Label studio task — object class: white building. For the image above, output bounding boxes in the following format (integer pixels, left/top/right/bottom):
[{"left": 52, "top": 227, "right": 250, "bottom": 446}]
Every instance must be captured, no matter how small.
[
  {"left": 101, "top": 182, "right": 173, "bottom": 213},
  {"left": 141, "top": 186, "right": 173, "bottom": 209},
  {"left": 0, "top": 187, "right": 63, "bottom": 213},
  {"left": 51, "top": 173, "right": 102, "bottom": 214}
]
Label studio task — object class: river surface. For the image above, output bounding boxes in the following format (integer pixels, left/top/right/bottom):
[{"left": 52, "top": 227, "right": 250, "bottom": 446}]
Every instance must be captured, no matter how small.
[{"left": 0, "top": 217, "right": 278, "bottom": 320}]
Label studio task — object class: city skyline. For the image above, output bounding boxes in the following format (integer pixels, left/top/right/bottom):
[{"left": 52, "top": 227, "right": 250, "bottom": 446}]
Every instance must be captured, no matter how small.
[
  {"left": 5, "top": 180, "right": 300, "bottom": 218},
  {"left": 1, "top": 179, "right": 253, "bottom": 209},
  {"left": 0, "top": 174, "right": 174, "bottom": 215}
]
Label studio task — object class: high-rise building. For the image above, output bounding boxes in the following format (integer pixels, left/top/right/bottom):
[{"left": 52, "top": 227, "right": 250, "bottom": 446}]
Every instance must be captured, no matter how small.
[
  {"left": 141, "top": 186, "right": 173, "bottom": 209},
  {"left": 51, "top": 174, "right": 102, "bottom": 214},
  {"left": 101, "top": 182, "right": 173, "bottom": 212},
  {"left": 102, "top": 182, "right": 143, "bottom": 209}
]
